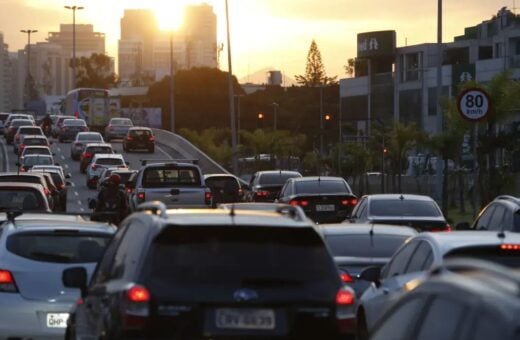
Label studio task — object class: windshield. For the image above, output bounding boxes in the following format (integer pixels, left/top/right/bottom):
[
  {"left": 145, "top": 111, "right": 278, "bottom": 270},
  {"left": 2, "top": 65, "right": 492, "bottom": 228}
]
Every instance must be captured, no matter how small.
[
  {"left": 370, "top": 199, "right": 442, "bottom": 217},
  {"left": 324, "top": 234, "right": 411, "bottom": 258},
  {"left": 259, "top": 173, "right": 300, "bottom": 185}
]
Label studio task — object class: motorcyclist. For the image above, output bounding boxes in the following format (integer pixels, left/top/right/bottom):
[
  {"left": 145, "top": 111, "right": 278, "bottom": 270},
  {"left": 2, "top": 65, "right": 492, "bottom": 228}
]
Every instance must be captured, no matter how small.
[
  {"left": 40, "top": 114, "right": 53, "bottom": 136},
  {"left": 94, "top": 173, "right": 128, "bottom": 224}
]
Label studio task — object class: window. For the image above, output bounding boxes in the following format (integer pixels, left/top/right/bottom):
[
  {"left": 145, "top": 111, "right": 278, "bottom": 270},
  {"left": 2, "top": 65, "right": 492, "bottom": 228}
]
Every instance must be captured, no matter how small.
[
  {"left": 475, "top": 205, "right": 496, "bottom": 230},
  {"left": 294, "top": 180, "right": 351, "bottom": 194},
  {"left": 324, "top": 234, "right": 412, "bottom": 258},
  {"left": 370, "top": 199, "right": 442, "bottom": 217},
  {"left": 406, "top": 241, "right": 434, "bottom": 273},
  {"left": 110, "top": 224, "right": 145, "bottom": 280},
  {"left": 96, "top": 158, "right": 124, "bottom": 166},
  {"left": 487, "top": 205, "right": 506, "bottom": 230},
  {"left": 382, "top": 241, "right": 419, "bottom": 278},
  {"left": 371, "top": 296, "right": 427, "bottom": 340},
  {"left": 415, "top": 296, "right": 467, "bottom": 340},
  {"left": 259, "top": 173, "right": 300, "bottom": 185},
  {"left": 471, "top": 312, "right": 507, "bottom": 340},
  {"left": 91, "top": 226, "right": 127, "bottom": 285},
  {"left": 143, "top": 167, "right": 201, "bottom": 188}
]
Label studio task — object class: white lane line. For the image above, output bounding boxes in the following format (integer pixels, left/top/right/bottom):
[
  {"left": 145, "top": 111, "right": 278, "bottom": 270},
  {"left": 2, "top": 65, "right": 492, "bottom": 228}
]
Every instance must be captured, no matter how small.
[
  {"left": 57, "top": 147, "right": 61, "bottom": 152},
  {"left": 156, "top": 145, "right": 173, "bottom": 159},
  {"left": 77, "top": 200, "right": 82, "bottom": 205},
  {"left": 80, "top": 208, "right": 85, "bottom": 212},
  {"left": 71, "top": 182, "right": 75, "bottom": 187},
  {"left": 74, "top": 191, "right": 79, "bottom": 196},
  {"left": 64, "top": 164, "right": 69, "bottom": 169},
  {"left": 60, "top": 155, "right": 65, "bottom": 160}
]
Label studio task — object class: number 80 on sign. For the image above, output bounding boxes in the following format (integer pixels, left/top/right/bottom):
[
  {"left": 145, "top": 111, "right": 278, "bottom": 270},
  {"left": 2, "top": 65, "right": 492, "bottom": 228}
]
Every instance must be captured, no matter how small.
[{"left": 457, "top": 88, "right": 491, "bottom": 122}]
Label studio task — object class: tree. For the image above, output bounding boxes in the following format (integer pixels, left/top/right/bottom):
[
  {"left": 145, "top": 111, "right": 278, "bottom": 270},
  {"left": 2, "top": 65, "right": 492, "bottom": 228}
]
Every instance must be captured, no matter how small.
[
  {"left": 344, "top": 58, "right": 355, "bottom": 77},
  {"left": 295, "top": 40, "right": 337, "bottom": 86},
  {"left": 75, "top": 53, "right": 118, "bottom": 89}
]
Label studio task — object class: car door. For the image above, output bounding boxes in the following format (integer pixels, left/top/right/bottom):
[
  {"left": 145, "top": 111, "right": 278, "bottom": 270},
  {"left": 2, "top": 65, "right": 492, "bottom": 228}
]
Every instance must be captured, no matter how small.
[
  {"left": 360, "top": 239, "right": 421, "bottom": 329},
  {"left": 350, "top": 197, "right": 368, "bottom": 223}
]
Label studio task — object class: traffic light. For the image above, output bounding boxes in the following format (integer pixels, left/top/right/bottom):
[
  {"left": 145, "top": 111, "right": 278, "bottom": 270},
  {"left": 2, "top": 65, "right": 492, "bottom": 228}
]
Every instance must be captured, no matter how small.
[
  {"left": 383, "top": 147, "right": 388, "bottom": 155},
  {"left": 257, "top": 112, "right": 264, "bottom": 128},
  {"left": 258, "top": 112, "right": 264, "bottom": 120},
  {"left": 323, "top": 113, "right": 333, "bottom": 129}
]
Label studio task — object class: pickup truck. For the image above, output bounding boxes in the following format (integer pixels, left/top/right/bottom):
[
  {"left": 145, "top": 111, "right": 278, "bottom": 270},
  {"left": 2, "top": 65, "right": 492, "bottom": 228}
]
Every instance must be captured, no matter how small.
[{"left": 127, "top": 160, "right": 212, "bottom": 211}]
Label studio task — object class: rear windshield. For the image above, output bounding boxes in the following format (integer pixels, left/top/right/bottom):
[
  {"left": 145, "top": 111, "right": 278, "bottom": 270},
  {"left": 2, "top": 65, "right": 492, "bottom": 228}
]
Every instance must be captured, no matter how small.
[
  {"left": 24, "top": 156, "right": 53, "bottom": 166},
  {"left": 143, "top": 167, "right": 200, "bottom": 187},
  {"left": 114, "top": 172, "right": 134, "bottom": 184},
  {"left": 19, "top": 127, "right": 41, "bottom": 135},
  {"left": 24, "top": 138, "right": 47, "bottom": 146},
  {"left": 7, "top": 232, "right": 111, "bottom": 263},
  {"left": 370, "top": 199, "right": 442, "bottom": 217},
  {"left": 111, "top": 119, "right": 132, "bottom": 126},
  {"left": 444, "top": 246, "right": 520, "bottom": 268},
  {"left": 86, "top": 146, "right": 112, "bottom": 154},
  {"left": 0, "top": 188, "right": 45, "bottom": 210},
  {"left": 11, "top": 120, "right": 33, "bottom": 127},
  {"left": 259, "top": 173, "right": 300, "bottom": 185},
  {"left": 324, "top": 234, "right": 412, "bottom": 258},
  {"left": 46, "top": 172, "right": 64, "bottom": 186},
  {"left": 142, "top": 226, "right": 339, "bottom": 298},
  {"left": 96, "top": 158, "right": 123, "bottom": 166},
  {"left": 0, "top": 176, "right": 41, "bottom": 184},
  {"left": 129, "top": 129, "right": 152, "bottom": 137},
  {"left": 23, "top": 148, "right": 50, "bottom": 155},
  {"left": 64, "top": 119, "right": 86, "bottom": 126},
  {"left": 205, "top": 177, "right": 239, "bottom": 190},
  {"left": 295, "top": 180, "right": 350, "bottom": 194},
  {"left": 78, "top": 134, "right": 102, "bottom": 141}
]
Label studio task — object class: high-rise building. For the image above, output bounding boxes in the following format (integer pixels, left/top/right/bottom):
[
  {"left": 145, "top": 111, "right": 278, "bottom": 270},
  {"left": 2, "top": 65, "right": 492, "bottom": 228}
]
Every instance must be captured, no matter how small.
[
  {"left": 183, "top": 4, "right": 217, "bottom": 69},
  {"left": 0, "top": 33, "right": 13, "bottom": 111},
  {"left": 47, "top": 24, "right": 105, "bottom": 57}
]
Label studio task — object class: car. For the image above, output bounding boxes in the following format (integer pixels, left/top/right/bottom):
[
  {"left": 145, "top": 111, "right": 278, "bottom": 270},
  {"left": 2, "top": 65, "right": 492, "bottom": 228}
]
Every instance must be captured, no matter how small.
[
  {"left": 0, "top": 212, "right": 115, "bottom": 339},
  {"left": 58, "top": 118, "right": 88, "bottom": 142},
  {"left": 456, "top": 195, "right": 520, "bottom": 232},
  {"left": 0, "top": 112, "right": 11, "bottom": 135},
  {"left": 79, "top": 143, "right": 113, "bottom": 174},
  {"left": 62, "top": 202, "right": 356, "bottom": 340},
  {"left": 4, "top": 113, "right": 34, "bottom": 132},
  {"left": 5, "top": 119, "right": 34, "bottom": 144},
  {"left": 20, "top": 145, "right": 53, "bottom": 159},
  {"left": 0, "top": 182, "right": 51, "bottom": 212},
  {"left": 18, "top": 154, "right": 55, "bottom": 172},
  {"left": 320, "top": 224, "right": 418, "bottom": 297},
  {"left": 104, "top": 117, "right": 133, "bottom": 142},
  {"left": 278, "top": 176, "right": 358, "bottom": 223},
  {"left": 38, "top": 172, "right": 61, "bottom": 211},
  {"left": 30, "top": 168, "right": 70, "bottom": 212},
  {"left": 122, "top": 126, "right": 155, "bottom": 152},
  {"left": 31, "top": 164, "right": 68, "bottom": 179},
  {"left": 13, "top": 126, "right": 44, "bottom": 154},
  {"left": 349, "top": 194, "right": 451, "bottom": 232},
  {"left": 86, "top": 153, "right": 127, "bottom": 189},
  {"left": 204, "top": 173, "right": 243, "bottom": 206},
  {"left": 0, "top": 172, "right": 56, "bottom": 207},
  {"left": 70, "top": 132, "right": 104, "bottom": 160},
  {"left": 17, "top": 134, "right": 51, "bottom": 156},
  {"left": 369, "top": 259, "right": 520, "bottom": 340},
  {"left": 51, "top": 115, "right": 74, "bottom": 138},
  {"left": 245, "top": 170, "right": 303, "bottom": 202},
  {"left": 355, "top": 230, "right": 520, "bottom": 339}
]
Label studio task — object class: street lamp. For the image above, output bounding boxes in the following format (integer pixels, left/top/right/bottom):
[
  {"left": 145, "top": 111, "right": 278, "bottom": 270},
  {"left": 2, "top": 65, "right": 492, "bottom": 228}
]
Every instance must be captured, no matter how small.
[
  {"left": 234, "top": 94, "right": 244, "bottom": 145},
  {"left": 225, "top": 0, "right": 238, "bottom": 174},
  {"left": 20, "top": 29, "right": 37, "bottom": 105},
  {"left": 64, "top": 5, "right": 84, "bottom": 89},
  {"left": 169, "top": 32, "right": 176, "bottom": 133},
  {"left": 272, "top": 102, "right": 279, "bottom": 131}
]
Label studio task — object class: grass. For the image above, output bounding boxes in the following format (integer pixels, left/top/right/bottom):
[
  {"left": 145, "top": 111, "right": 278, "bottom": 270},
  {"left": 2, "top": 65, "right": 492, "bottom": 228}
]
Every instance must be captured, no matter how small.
[{"left": 446, "top": 205, "right": 476, "bottom": 226}]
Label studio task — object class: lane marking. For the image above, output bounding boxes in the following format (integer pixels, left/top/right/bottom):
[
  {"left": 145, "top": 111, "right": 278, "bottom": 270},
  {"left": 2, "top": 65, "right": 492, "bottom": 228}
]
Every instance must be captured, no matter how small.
[
  {"left": 64, "top": 164, "right": 69, "bottom": 169},
  {"left": 74, "top": 191, "right": 79, "bottom": 196},
  {"left": 80, "top": 208, "right": 85, "bottom": 212},
  {"left": 77, "top": 200, "right": 82, "bottom": 205},
  {"left": 71, "top": 182, "right": 75, "bottom": 187},
  {"left": 60, "top": 155, "right": 65, "bottom": 160},
  {"left": 57, "top": 147, "right": 61, "bottom": 152},
  {"left": 156, "top": 145, "right": 173, "bottom": 159}
]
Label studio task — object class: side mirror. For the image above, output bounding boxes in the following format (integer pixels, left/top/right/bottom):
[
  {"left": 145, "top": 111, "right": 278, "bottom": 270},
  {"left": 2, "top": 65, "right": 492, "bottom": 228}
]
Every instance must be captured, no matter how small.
[
  {"left": 66, "top": 181, "right": 72, "bottom": 186},
  {"left": 88, "top": 198, "right": 97, "bottom": 209},
  {"left": 125, "top": 161, "right": 130, "bottom": 166},
  {"left": 359, "top": 266, "right": 381, "bottom": 284},
  {"left": 455, "top": 222, "right": 471, "bottom": 230},
  {"left": 65, "top": 173, "right": 71, "bottom": 179},
  {"left": 62, "top": 267, "right": 88, "bottom": 298},
  {"left": 15, "top": 162, "right": 20, "bottom": 167},
  {"left": 54, "top": 163, "right": 60, "bottom": 166}
]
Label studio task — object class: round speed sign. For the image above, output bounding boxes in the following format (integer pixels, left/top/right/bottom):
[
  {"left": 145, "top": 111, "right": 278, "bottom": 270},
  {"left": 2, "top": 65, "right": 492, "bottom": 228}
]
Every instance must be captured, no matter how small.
[{"left": 457, "top": 88, "right": 491, "bottom": 122}]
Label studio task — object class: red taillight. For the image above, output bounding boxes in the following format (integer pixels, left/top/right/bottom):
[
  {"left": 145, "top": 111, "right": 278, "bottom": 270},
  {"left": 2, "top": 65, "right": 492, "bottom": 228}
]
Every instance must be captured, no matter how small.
[
  {"left": 340, "top": 272, "right": 354, "bottom": 283},
  {"left": 91, "top": 164, "right": 97, "bottom": 170},
  {"left": 44, "top": 188, "right": 50, "bottom": 196},
  {"left": 126, "top": 136, "right": 133, "bottom": 141},
  {"left": 137, "top": 192, "right": 145, "bottom": 202},
  {"left": 205, "top": 191, "right": 212, "bottom": 205},
  {"left": 127, "top": 285, "right": 150, "bottom": 303},
  {"left": 84, "top": 152, "right": 93, "bottom": 158},
  {"left": 255, "top": 190, "right": 270, "bottom": 198},
  {"left": 431, "top": 224, "right": 452, "bottom": 232},
  {"left": 126, "top": 188, "right": 133, "bottom": 193},
  {"left": 336, "top": 288, "right": 355, "bottom": 305},
  {"left": 149, "top": 136, "right": 155, "bottom": 141},
  {"left": 0, "top": 269, "right": 17, "bottom": 292},
  {"left": 20, "top": 167, "right": 26, "bottom": 172},
  {"left": 341, "top": 198, "right": 358, "bottom": 206},
  {"left": 500, "top": 244, "right": 520, "bottom": 250},
  {"left": 57, "top": 183, "right": 65, "bottom": 190},
  {"left": 290, "top": 199, "right": 309, "bottom": 207},
  {"left": 19, "top": 144, "right": 25, "bottom": 151}
]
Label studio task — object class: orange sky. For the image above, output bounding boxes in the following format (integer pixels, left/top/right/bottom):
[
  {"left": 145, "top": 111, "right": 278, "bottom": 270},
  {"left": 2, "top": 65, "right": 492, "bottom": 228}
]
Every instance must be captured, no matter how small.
[{"left": 0, "top": 0, "right": 511, "bottom": 80}]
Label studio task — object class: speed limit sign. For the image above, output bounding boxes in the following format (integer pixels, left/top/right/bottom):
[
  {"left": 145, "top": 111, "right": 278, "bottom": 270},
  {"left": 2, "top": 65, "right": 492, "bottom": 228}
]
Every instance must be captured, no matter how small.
[{"left": 457, "top": 88, "right": 491, "bottom": 122}]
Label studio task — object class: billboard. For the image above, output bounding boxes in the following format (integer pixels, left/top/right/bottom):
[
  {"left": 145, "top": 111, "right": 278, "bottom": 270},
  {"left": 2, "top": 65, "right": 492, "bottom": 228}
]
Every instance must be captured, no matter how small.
[
  {"left": 119, "top": 108, "right": 162, "bottom": 129},
  {"left": 357, "top": 31, "right": 396, "bottom": 59}
]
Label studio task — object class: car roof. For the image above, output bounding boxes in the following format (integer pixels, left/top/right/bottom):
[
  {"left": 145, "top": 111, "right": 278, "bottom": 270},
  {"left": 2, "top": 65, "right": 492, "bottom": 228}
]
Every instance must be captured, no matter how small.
[
  {"left": 320, "top": 224, "right": 418, "bottom": 237},
  {"left": 291, "top": 176, "right": 345, "bottom": 182},
  {"left": 63, "top": 118, "right": 86, "bottom": 123},
  {"left": 256, "top": 170, "right": 301, "bottom": 176},
  {"left": 22, "top": 145, "right": 50, "bottom": 149},
  {"left": 21, "top": 134, "right": 47, "bottom": 139},
  {"left": 204, "top": 173, "right": 238, "bottom": 179},
  {"left": 85, "top": 142, "right": 112, "bottom": 148},
  {"left": 0, "top": 214, "right": 115, "bottom": 234},
  {"left": 415, "top": 231, "right": 520, "bottom": 254},
  {"left": 129, "top": 126, "right": 151, "bottom": 131},
  {"left": 365, "top": 194, "right": 436, "bottom": 201},
  {"left": 93, "top": 153, "right": 123, "bottom": 159},
  {"left": 22, "top": 154, "right": 52, "bottom": 158},
  {"left": 0, "top": 182, "right": 45, "bottom": 189}
]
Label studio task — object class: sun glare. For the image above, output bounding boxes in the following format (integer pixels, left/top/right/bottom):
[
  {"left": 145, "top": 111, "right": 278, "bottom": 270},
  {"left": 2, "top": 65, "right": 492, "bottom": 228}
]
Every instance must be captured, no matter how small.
[{"left": 152, "top": 1, "right": 188, "bottom": 30}]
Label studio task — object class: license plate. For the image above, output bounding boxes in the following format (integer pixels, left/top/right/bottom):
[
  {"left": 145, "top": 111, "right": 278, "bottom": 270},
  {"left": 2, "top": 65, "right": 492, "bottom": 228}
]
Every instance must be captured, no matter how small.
[
  {"left": 316, "top": 204, "right": 335, "bottom": 212},
  {"left": 216, "top": 308, "right": 275, "bottom": 330},
  {"left": 46, "top": 313, "right": 69, "bottom": 328}
]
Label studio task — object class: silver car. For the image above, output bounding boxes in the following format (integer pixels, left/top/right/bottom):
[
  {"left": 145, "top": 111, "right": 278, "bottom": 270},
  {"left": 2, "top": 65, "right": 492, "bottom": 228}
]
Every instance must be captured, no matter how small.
[
  {"left": 104, "top": 117, "right": 133, "bottom": 142},
  {"left": 70, "top": 132, "right": 104, "bottom": 161},
  {"left": 0, "top": 213, "right": 115, "bottom": 339}
]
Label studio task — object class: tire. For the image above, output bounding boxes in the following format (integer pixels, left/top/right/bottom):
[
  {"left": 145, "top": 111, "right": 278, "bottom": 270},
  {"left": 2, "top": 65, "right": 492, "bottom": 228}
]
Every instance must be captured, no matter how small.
[{"left": 356, "top": 310, "right": 369, "bottom": 340}]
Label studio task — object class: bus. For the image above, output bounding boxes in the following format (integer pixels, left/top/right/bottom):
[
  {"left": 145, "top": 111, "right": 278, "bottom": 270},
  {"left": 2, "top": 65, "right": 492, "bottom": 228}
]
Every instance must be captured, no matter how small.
[{"left": 63, "top": 88, "right": 110, "bottom": 132}]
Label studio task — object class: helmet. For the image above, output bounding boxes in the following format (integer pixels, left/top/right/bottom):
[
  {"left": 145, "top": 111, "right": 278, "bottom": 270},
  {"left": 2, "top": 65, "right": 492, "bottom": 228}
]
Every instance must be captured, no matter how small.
[{"left": 107, "top": 173, "right": 121, "bottom": 186}]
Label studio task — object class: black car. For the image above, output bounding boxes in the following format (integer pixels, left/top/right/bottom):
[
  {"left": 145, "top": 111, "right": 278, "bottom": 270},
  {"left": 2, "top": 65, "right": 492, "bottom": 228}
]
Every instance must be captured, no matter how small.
[
  {"left": 370, "top": 259, "right": 520, "bottom": 340},
  {"left": 122, "top": 127, "right": 155, "bottom": 153},
  {"left": 204, "top": 173, "right": 243, "bottom": 205},
  {"left": 63, "top": 203, "right": 356, "bottom": 340},
  {"left": 245, "top": 170, "right": 302, "bottom": 202},
  {"left": 278, "top": 176, "right": 358, "bottom": 223}
]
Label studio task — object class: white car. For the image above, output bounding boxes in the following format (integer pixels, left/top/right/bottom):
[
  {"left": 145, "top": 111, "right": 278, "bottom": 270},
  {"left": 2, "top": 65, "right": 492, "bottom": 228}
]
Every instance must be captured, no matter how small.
[
  {"left": 86, "top": 154, "right": 127, "bottom": 189},
  {"left": 20, "top": 146, "right": 53, "bottom": 160}
]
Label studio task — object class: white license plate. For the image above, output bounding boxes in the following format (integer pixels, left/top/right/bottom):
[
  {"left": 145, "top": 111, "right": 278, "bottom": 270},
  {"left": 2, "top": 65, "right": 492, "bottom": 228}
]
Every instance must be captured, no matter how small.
[
  {"left": 46, "top": 313, "right": 69, "bottom": 328},
  {"left": 316, "top": 204, "right": 335, "bottom": 212},
  {"left": 216, "top": 308, "right": 275, "bottom": 330}
]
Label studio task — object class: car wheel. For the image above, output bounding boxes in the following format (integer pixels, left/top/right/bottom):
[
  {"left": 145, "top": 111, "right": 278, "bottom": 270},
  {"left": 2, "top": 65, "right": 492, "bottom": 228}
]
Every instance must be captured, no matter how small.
[{"left": 356, "top": 310, "right": 369, "bottom": 340}]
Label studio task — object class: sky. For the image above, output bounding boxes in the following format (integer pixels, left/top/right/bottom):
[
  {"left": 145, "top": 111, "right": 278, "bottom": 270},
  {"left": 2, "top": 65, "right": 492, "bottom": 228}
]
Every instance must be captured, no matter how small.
[{"left": 0, "top": 0, "right": 512, "bottom": 81}]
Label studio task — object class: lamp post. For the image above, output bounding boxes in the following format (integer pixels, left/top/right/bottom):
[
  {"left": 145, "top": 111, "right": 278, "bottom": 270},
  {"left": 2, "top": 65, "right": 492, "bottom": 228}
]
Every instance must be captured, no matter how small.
[
  {"left": 435, "top": 0, "right": 444, "bottom": 205},
  {"left": 20, "top": 29, "right": 37, "bottom": 105},
  {"left": 169, "top": 32, "right": 176, "bottom": 133},
  {"left": 225, "top": 0, "right": 238, "bottom": 174},
  {"left": 234, "top": 94, "right": 244, "bottom": 145},
  {"left": 64, "top": 5, "right": 83, "bottom": 89},
  {"left": 272, "top": 102, "right": 279, "bottom": 131}
]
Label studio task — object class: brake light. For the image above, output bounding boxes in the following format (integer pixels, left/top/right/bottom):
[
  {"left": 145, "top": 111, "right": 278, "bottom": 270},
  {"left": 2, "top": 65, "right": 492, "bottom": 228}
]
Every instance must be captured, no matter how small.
[
  {"left": 255, "top": 190, "right": 270, "bottom": 198},
  {"left": 44, "top": 188, "right": 50, "bottom": 196},
  {"left": 127, "top": 285, "right": 150, "bottom": 303},
  {"left": 0, "top": 269, "right": 17, "bottom": 292},
  {"left": 205, "top": 190, "right": 212, "bottom": 205},
  {"left": 340, "top": 272, "right": 354, "bottom": 283},
  {"left": 149, "top": 136, "right": 155, "bottom": 141},
  {"left": 84, "top": 152, "right": 93, "bottom": 158},
  {"left": 126, "top": 136, "right": 133, "bottom": 141},
  {"left": 57, "top": 183, "right": 65, "bottom": 190},
  {"left": 290, "top": 199, "right": 309, "bottom": 207},
  {"left": 431, "top": 224, "right": 452, "bottom": 232},
  {"left": 91, "top": 164, "right": 97, "bottom": 170},
  {"left": 336, "top": 288, "right": 355, "bottom": 305},
  {"left": 126, "top": 187, "right": 133, "bottom": 193},
  {"left": 341, "top": 198, "right": 358, "bottom": 206},
  {"left": 500, "top": 244, "right": 520, "bottom": 250},
  {"left": 137, "top": 192, "right": 145, "bottom": 203}
]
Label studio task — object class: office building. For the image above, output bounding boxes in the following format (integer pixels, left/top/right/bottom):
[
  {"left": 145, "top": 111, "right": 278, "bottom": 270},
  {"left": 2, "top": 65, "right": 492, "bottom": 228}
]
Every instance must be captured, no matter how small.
[
  {"left": 0, "top": 33, "right": 12, "bottom": 111},
  {"left": 47, "top": 24, "right": 105, "bottom": 57}
]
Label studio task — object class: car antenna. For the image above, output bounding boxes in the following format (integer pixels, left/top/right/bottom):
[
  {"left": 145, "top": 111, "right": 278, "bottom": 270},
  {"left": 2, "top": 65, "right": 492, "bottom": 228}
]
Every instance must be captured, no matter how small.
[
  {"left": 399, "top": 194, "right": 404, "bottom": 200},
  {"left": 369, "top": 222, "right": 375, "bottom": 247},
  {"left": 229, "top": 203, "right": 236, "bottom": 217},
  {"left": 497, "top": 224, "right": 506, "bottom": 239}
]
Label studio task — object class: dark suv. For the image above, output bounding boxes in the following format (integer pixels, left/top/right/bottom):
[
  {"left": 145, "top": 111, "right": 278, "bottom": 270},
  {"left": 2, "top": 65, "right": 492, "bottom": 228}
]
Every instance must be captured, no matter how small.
[
  {"left": 63, "top": 203, "right": 356, "bottom": 340},
  {"left": 122, "top": 127, "right": 155, "bottom": 153},
  {"left": 245, "top": 170, "right": 302, "bottom": 202},
  {"left": 464, "top": 195, "right": 520, "bottom": 232}
]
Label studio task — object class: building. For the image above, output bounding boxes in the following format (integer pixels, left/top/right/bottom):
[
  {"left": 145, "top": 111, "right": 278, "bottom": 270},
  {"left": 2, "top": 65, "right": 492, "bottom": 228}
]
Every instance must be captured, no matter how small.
[
  {"left": 340, "top": 7, "right": 520, "bottom": 139},
  {"left": 183, "top": 4, "right": 217, "bottom": 69},
  {"left": 47, "top": 24, "right": 105, "bottom": 57},
  {"left": 0, "top": 33, "right": 12, "bottom": 111},
  {"left": 153, "top": 31, "right": 187, "bottom": 81}
]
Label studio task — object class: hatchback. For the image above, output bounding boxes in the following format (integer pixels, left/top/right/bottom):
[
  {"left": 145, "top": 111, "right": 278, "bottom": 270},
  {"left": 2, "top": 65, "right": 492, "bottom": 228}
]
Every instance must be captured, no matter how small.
[
  {"left": 70, "top": 132, "right": 104, "bottom": 160},
  {"left": 58, "top": 119, "right": 88, "bottom": 142},
  {"left": 204, "top": 173, "right": 243, "bottom": 205},
  {"left": 104, "top": 117, "right": 133, "bottom": 142},
  {"left": 0, "top": 213, "right": 115, "bottom": 339},
  {"left": 79, "top": 143, "right": 113, "bottom": 173},
  {"left": 122, "top": 127, "right": 155, "bottom": 152}
]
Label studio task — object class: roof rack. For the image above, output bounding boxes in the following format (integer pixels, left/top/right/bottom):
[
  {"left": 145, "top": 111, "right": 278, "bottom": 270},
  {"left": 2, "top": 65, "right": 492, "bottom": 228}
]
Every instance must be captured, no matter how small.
[
  {"left": 218, "top": 203, "right": 308, "bottom": 222},
  {"left": 496, "top": 195, "right": 520, "bottom": 204},
  {"left": 136, "top": 201, "right": 168, "bottom": 218},
  {"left": 140, "top": 159, "right": 199, "bottom": 166},
  {"left": 433, "top": 258, "right": 520, "bottom": 290}
]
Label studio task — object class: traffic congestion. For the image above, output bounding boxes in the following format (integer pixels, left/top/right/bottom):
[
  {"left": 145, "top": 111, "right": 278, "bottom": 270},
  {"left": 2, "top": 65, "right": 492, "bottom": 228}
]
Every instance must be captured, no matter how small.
[{"left": 0, "top": 111, "right": 517, "bottom": 340}]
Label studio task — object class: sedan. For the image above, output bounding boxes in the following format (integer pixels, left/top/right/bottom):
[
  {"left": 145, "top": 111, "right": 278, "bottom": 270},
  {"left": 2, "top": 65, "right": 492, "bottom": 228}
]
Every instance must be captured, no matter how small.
[
  {"left": 278, "top": 176, "right": 358, "bottom": 223},
  {"left": 70, "top": 132, "right": 104, "bottom": 160},
  {"left": 58, "top": 119, "right": 88, "bottom": 142},
  {"left": 104, "top": 117, "right": 133, "bottom": 142},
  {"left": 18, "top": 154, "right": 55, "bottom": 172}
]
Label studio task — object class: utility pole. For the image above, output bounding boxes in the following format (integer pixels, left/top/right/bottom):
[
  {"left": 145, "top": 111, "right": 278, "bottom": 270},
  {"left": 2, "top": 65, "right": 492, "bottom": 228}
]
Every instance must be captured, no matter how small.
[
  {"left": 169, "top": 32, "right": 176, "bottom": 133},
  {"left": 225, "top": 0, "right": 238, "bottom": 174},
  {"left": 64, "top": 5, "right": 84, "bottom": 89},
  {"left": 435, "top": 0, "right": 444, "bottom": 204}
]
